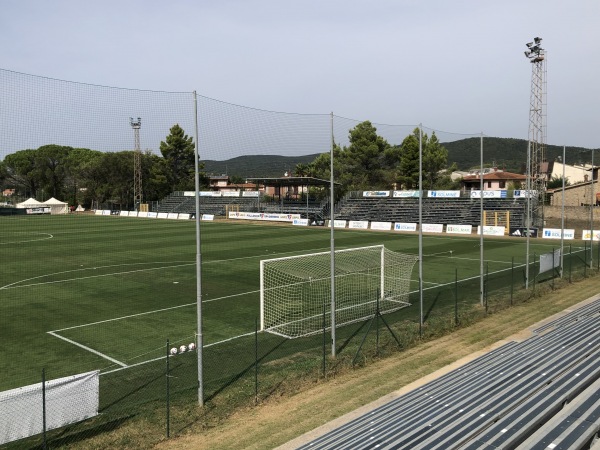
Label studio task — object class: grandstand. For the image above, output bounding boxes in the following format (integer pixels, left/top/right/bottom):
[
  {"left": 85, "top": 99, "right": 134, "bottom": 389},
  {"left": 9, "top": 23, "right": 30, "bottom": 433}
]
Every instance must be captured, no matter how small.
[
  {"left": 297, "top": 298, "right": 600, "bottom": 449},
  {"left": 157, "top": 191, "right": 528, "bottom": 227},
  {"left": 157, "top": 191, "right": 327, "bottom": 219},
  {"left": 157, "top": 191, "right": 260, "bottom": 216},
  {"left": 334, "top": 196, "right": 528, "bottom": 227}
]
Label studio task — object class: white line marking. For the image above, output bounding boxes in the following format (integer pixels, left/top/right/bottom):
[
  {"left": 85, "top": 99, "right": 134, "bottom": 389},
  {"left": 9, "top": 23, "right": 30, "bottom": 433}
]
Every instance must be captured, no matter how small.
[
  {"left": 50, "top": 289, "right": 261, "bottom": 332},
  {"left": 47, "top": 331, "right": 127, "bottom": 367},
  {"left": 1, "top": 245, "right": 337, "bottom": 290},
  {"left": 0, "top": 263, "right": 194, "bottom": 290},
  {"left": 0, "top": 232, "right": 54, "bottom": 245},
  {"left": 100, "top": 331, "right": 256, "bottom": 375},
  {"left": 101, "top": 356, "right": 164, "bottom": 375},
  {"left": 205, "top": 331, "right": 255, "bottom": 348}
]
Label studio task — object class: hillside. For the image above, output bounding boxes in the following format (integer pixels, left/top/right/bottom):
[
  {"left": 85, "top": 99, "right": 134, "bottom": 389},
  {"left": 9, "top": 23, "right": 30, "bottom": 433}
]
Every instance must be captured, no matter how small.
[
  {"left": 203, "top": 154, "right": 320, "bottom": 178},
  {"left": 202, "top": 138, "right": 596, "bottom": 178},
  {"left": 444, "top": 137, "right": 594, "bottom": 172}
]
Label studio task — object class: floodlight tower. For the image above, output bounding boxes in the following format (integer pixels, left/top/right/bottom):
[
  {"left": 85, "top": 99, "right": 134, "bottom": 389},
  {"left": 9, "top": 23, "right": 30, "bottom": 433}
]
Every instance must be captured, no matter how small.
[
  {"left": 524, "top": 37, "right": 547, "bottom": 225},
  {"left": 130, "top": 117, "right": 142, "bottom": 210}
]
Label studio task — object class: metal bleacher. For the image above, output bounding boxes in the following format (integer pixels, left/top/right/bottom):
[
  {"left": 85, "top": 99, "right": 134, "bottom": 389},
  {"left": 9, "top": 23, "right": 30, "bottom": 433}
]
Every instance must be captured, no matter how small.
[
  {"left": 297, "top": 300, "right": 600, "bottom": 450},
  {"left": 334, "top": 197, "right": 527, "bottom": 227},
  {"left": 533, "top": 297, "right": 600, "bottom": 335},
  {"left": 157, "top": 192, "right": 260, "bottom": 216}
]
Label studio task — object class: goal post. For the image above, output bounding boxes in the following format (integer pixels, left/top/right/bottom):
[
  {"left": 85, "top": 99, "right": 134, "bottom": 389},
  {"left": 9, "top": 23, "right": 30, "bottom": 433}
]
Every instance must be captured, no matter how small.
[{"left": 260, "top": 245, "right": 418, "bottom": 338}]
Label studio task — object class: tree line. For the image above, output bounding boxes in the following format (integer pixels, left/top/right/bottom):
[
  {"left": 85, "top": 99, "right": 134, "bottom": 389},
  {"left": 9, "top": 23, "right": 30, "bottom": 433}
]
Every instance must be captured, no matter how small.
[
  {"left": 295, "top": 121, "right": 458, "bottom": 198},
  {"left": 1, "top": 121, "right": 458, "bottom": 208},
  {"left": 0, "top": 124, "right": 201, "bottom": 209}
]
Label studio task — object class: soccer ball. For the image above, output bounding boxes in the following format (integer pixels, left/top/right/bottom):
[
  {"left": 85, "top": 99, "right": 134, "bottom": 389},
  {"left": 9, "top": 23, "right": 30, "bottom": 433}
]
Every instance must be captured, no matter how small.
[
  {"left": 179, "top": 345, "right": 187, "bottom": 353},
  {"left": 170, "top": 347, "right": 178, "bottom": 356},
  {"left": 188, "top": 342, "right": 196, "bottom": 351}
]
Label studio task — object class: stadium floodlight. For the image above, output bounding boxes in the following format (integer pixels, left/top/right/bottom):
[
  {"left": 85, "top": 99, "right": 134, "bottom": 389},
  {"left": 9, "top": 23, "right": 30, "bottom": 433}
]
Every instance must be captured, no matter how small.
[
  {"left": 260, "top": 245, "right": 418, "bottom": 339},
  {"left": 526, "top": 42, "right": 534, "bottom": 48}
]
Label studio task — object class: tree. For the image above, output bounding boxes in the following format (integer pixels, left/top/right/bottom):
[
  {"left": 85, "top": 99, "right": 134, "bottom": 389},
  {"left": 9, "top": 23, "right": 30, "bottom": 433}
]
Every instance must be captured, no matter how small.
[
  {"left": 395, "top": 129, "right": 449, "bottom": 190},
  {"left": 86, "top": 151, "right": 135, "bottom": 209},
  {"left": 229, "top": 174, "right": 246, "bottom": 185},
  {"left": 64, "top": 148, "right": 103, "bottom": 206},
  {"left": 396, "top": 129, "right": 420, "bottom": 189},
  {"left": 2, "top": 149, "right": 40, "bottom": 198},
  {"left": 159, "top": 124, "right": 196, "bottom": 191},
  {"left": 294, "top": 163, "right": 311, "bottom": 177},
  {"left": 35, "top": 145, "right": 71, "bottom": 199},
  {"left": 422, "top": 132, "right": 449, "bottom": 189},
  {"left": 547, "top": 175, "right": 571, "bottom": 190},
  {"left": 341, "top": 121, "right": 391, "bottom": 190}
]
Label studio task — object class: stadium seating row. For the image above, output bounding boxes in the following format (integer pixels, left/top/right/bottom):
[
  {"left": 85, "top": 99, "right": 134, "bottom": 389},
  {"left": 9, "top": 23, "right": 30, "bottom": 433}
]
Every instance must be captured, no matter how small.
[
  {"left": 157, "top": 192, "right": 528, "bottom": 227},
  {"left": 297, "top": 299, "right": 600, "bottom": 450},
  {"left": 334, "top": 197, "right": 527, "bottom": 227}
]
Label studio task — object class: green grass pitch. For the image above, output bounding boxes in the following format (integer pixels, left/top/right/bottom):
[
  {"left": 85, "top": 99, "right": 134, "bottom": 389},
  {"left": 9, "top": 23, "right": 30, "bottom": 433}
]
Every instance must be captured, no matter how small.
[{"left": 0, "top": 215, "right": 581, "bottom": 395}]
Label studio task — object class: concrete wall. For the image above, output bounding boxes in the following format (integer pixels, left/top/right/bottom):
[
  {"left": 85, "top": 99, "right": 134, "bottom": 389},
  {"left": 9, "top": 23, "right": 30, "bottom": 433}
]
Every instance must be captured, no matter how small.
[
  {"left": 549, "top": 180, "right": 598, "bottom": 207},
  {"left": 544, "top": 205, "right": 597, "bottom": 222}
]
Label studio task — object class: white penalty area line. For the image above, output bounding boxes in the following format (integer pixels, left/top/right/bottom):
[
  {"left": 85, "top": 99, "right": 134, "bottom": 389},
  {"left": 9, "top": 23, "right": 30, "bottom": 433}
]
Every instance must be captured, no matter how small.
[
  {"left": 100, "top": 330, "right": 256, "bottom": 375},
  {"left": 47, "top": 331, "right": 127, "bottom": 368},
  {"left": 50, "top": 289, "right": 261, "bottom": 333}
]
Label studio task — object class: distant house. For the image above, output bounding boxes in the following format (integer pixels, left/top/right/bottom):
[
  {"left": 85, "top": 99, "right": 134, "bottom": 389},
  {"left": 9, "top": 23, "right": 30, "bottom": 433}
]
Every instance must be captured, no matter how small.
[
  {"left": 547, "top": 166, "right": 599, "bottom": 207},
  {"left": 545, "top": 161, "right": 594, "bottom": 184},
  {"left": 460, "top": 169, "right": 527, "bottom": 191},
  {"left": 2, "top": 188, "right": 15, "bottom": 197},
  {"left": 207, "top": 175, "right": 259, "bottom": 193},
  {"left": 208, "top": 175, "right": 230, "bottom": 190}
]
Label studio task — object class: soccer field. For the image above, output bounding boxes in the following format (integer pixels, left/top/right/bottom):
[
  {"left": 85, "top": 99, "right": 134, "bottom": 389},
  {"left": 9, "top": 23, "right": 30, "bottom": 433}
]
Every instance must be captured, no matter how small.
[{"left": 0, "top": 215, "right": 584, "bottom": 396}]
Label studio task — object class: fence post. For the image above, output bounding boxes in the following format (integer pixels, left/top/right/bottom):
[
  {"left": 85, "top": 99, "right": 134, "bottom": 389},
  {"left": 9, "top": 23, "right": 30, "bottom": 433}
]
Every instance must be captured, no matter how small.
[
  {"left": 533, "top": 252, "right": 537, "bottom": 296},
  {"left": 485, "top": 263, "right": 489, "bottom": 314},
  {"left": 322, "top": 302, "right": 326, "bottom": 377},
  {"left": 584, "top": 241, "right": 588, "bottom": 278},
  {"left": 166, "top": 340, "right": 170, "bottom": 439},
  {"left": 254, "top": 318, "right": 258, "bottom": 405},
  {"left": 454, "top": 268, "right": 458, "bottom": 326},
  {"left": 42, "top": 368, "right": 47, "bottom": 450},
  {"left": 552, "top": 247, "right": 555, "bottom": 290},
  {"left": 569, "top": 244, "right": 572, "bottom": 283},
  {"left": 510, "top": 257, "right": 514, "bottom": 306}
]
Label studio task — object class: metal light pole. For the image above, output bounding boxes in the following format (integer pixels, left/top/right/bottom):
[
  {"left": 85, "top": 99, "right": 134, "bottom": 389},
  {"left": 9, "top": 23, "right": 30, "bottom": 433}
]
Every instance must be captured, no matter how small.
[
  {"left": 560, "top": 146, "right": 565, "bottom": 276},
  {"left": 130, "top": 117, "right": 142, "bottom": 211},
  {"left": 524, "top": 37, "right": 547, "bottom": 229},
  {"left": 418, "top": 124, "right": 424, "bottom": 335},
  {"left": 525, "top": 141, "right": 531, "bottom": 289},
  {"left": 193, "top": 92, "right": 204, "bottom": 405},
  {"left": 479, "top": 133, "right": 484, "bottom": 306},
  {"left": 330, "top": 112, "right": 336, "bottom": 357},
  {"left": 590, "top": 148, "right": 595, "bottom": 267}
]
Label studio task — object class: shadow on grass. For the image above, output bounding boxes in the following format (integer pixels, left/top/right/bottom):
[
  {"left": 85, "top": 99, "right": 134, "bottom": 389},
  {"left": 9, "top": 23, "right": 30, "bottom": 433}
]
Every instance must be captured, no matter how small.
[{"left": 205, "top": 337, "right": 287, "bottom": 402}]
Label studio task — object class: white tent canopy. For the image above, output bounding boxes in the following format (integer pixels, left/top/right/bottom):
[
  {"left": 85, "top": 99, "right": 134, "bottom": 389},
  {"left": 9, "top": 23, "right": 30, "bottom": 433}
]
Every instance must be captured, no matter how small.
[
  {"left": 16, "top": 198, "right": 44, "bottom": 208},
  {"left": 43, "top": 198, "right": 68, "bottom": 215}
]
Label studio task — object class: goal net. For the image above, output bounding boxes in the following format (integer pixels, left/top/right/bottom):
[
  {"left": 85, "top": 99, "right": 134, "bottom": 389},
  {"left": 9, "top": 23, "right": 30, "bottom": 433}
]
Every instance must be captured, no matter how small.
[{"left": 260, "top": 245, "right": 418, "bottom": 338}]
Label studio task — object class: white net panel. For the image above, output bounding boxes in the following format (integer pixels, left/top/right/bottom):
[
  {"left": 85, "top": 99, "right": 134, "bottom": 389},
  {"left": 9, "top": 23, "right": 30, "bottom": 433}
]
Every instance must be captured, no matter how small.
[{"left": 260, "top": 245, "right": 418, "bottom": 338}]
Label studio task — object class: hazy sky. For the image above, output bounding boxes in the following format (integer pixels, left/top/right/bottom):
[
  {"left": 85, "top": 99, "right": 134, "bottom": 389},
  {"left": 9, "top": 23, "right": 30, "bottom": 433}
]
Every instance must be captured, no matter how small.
[{"left": 1, "top": 0, "right": 599, "bottom": 159}]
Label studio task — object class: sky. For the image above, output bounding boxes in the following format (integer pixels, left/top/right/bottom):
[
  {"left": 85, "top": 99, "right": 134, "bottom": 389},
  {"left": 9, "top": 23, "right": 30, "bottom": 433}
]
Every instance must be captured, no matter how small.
[{"left": 1, "top": 0, "right": 599, "bottom": 160}]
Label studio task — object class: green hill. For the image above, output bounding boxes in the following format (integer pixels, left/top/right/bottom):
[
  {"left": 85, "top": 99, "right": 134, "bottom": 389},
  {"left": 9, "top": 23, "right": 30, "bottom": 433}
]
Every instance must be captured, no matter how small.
[
  {"left": 444, "top": 137, "right": 594, "bottom": 172},
  {"left": 202, "top": 138, "right": 596, "bottom": 178},
  {"left": 203, "top": 154, "right": 320, "bottom": 178}
]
